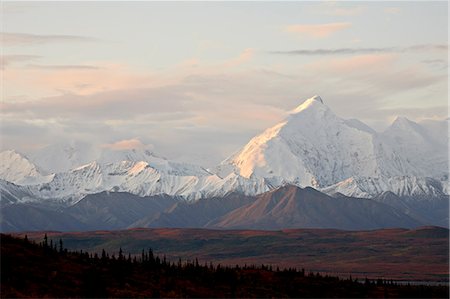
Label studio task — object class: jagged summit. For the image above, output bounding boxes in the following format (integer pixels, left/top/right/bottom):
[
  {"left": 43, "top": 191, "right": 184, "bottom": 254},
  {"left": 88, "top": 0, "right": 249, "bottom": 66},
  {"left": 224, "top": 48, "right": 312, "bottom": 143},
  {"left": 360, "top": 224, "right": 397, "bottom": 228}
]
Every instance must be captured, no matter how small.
[
  {"left": 310, "top": 95, "right": 324, "bottom": 104},
  {"left": 0, "top": 150, "right": 51, "bottom": 185},
  {"left": 290, "top": 95, "right": 325, "bottom": 114},
  {"left": 390, "top": 116, "right": 415, "bottom": 127},
  {"left": 221, "top": 95, "right": 432, "bottom": 189}
]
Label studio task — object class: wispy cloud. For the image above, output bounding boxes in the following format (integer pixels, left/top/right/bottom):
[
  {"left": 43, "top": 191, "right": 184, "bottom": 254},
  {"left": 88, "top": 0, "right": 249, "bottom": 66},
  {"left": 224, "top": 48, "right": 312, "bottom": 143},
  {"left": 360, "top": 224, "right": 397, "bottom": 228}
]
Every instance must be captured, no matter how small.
[
  {"left": 223, "top": 48, "right": 255, "bottom": 68},
  {"left": 1, "top": 86, "right": 195, "bottom": 119},
  {"left": 3, "top": 63, "right": 165, "bottom": 96},
  {"left": 269, "top": 44, "right": 448, "bottom": 55},
  {"left": 1, "top": 32, "right": 97, "bottom": 46},
  {"left": 0, "top": 54, "right": 41, "bottom": 69},
  {"left": 285, "top": 22, "right": 351, "bottom": 38},
  {"left": 421, "top": 59, "right": 446, "bottom": 64},
  {"left": 2, "top": 56, "right": 446, "bottom": 165},
  {"left": 26, "top": 64, "right": 101, "bottom": 70},
  {"left": 102, "top": 138, "right": 153, "bottom": 151}
]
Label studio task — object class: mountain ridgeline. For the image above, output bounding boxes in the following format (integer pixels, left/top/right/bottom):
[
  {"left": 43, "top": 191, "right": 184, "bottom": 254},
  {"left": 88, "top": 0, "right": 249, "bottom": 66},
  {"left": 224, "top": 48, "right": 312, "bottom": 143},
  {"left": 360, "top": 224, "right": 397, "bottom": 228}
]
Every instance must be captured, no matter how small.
[{"left": 0, "top": 95, "right": 448, "bottom": 231}]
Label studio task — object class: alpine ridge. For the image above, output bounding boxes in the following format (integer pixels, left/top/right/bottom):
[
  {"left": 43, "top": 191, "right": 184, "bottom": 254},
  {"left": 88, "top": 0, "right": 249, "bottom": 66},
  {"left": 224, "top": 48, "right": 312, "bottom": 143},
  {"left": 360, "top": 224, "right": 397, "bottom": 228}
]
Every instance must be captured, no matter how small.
[
  {"left": 0, "top": 95, "right": 448, "bottom": 231},
  {"left": 218, "top": 95, "right": 447, "bottom": 197}
]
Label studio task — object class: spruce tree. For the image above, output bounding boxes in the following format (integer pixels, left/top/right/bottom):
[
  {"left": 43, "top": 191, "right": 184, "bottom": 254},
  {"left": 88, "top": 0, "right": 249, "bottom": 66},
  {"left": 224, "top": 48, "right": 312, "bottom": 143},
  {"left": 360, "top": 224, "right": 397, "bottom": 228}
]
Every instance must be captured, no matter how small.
[{"left": 43, "top": 233, "right": 48, "bottom": 248}]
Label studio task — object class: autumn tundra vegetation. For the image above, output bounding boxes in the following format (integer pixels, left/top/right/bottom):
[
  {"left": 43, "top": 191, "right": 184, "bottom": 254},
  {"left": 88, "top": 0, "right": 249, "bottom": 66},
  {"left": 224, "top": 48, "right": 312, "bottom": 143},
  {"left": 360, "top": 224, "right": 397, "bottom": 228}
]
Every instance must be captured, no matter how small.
[{"left": 1, "top": 234, "right": 448, "bottom": 298}]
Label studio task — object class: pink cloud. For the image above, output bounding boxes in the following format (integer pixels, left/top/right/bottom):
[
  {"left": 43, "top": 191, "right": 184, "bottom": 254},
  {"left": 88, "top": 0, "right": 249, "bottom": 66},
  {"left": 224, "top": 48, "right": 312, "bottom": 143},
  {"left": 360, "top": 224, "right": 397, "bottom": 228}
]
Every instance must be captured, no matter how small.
[
  {"left": 1, "top": 32, "right": 95, "bottom": 46},
  {"left": 285, "top": 22, "right": 351, "bottom": 38},
  {"left": 328, "top": 54, "right": 396, "bottom": 71},
  {"left": 102, "top": 138, "right": 153, "bottom": 150},
  {"left": 4, "top": 48, "right": 257, "bottom": 100},
  {"left": 223, "top": 48, "right": 255, "bottom": 68},
  {"left": 306, "top": 54, "right": 396, "bottom": 73},
  {"left": 4, "top": 63, "right": 174, "bottom": 97}
]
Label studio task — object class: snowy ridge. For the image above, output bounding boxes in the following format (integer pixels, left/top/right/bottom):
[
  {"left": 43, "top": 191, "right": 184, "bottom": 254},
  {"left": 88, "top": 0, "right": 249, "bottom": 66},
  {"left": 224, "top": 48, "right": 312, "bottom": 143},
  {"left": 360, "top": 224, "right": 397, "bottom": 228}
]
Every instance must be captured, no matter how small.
[
  {"left": 0, "top": 95, "right": 448, "bottom": 204},
  {"left": 0, "top": 150, "right": 53, "bottom": 185},
  {"left": 22, "top": 160, "right": 268, "bottom": 205},
  {"left": 29, "top": 141, "right": 211, "bottom": 177},
  {"left": 220, "top": 95, "right": 422, "bottom": 188},
  {"left": 0, "top": 179, "right": 36, "bottom": 204},
  {"left": 381, "top": 117, "right": 448, "bottom": 179},
  {"left": 322, "top": 176, "right": 446, "bottom": 199}
]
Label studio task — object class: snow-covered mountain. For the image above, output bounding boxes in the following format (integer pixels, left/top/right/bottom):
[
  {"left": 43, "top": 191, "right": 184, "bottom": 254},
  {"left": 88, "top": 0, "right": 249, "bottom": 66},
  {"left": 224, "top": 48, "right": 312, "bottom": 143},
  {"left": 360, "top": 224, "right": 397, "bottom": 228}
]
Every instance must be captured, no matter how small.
[
  {"left": 381, "top": 117, "right": 448, "bottom": 179},
  {"left": 323, "top": 176, "right": 446, "bottom": 199},
  {"left": 28, "top": 141, "right": 100, "bottom": 174},
  {"left": 0, "top": 179, "right": 36, "bottom": 204},
  {"left": 217, "top": 95, "right": 446, "bottom": 197},
  {"left": 0, "top": 95, "right": 447, "bottom": 204},
  {"left": 0, "top": 142, "right": 268, "bottom": 204},
  {"left": 218, "top": 95, "right": 410, "bottom": 186},
  {"left": 0, "top": 150, "right": 53, "bottom": 185},
  {"left": 11, "top": 160, "right": 267, "bottom": 205},
  {"left": 28, "top": 141, "right": 210, "bottom": 177}
]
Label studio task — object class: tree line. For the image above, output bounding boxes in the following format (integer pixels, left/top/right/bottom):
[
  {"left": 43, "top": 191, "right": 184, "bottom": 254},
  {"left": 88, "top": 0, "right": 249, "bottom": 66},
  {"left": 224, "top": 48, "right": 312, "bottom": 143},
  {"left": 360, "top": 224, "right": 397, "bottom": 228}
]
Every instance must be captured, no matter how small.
[{"left": 1, "top": 233, "right": 448, "bottom": 298}]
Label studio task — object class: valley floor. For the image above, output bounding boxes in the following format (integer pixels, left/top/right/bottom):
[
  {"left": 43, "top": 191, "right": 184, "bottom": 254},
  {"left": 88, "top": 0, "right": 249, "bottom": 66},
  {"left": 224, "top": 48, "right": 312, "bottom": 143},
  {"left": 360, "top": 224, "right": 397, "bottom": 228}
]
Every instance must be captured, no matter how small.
[
  {"left": 1, "top": 233, "right": 448, "bottom": 298},
  {"left": 14, "top": 226, "right": 449, "bottom": 283}
]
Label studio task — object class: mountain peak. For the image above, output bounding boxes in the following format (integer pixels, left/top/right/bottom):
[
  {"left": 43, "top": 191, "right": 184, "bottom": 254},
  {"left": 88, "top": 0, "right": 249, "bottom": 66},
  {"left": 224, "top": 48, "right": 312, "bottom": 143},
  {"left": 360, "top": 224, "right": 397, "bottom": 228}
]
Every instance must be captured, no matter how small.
[
  {"left": 389, "top": 116, "right": 421, "bottom": 132},
  {"left": 290, "top": 95, "right": 325, "bottom": 114},
  {"left": 393, "top": 116, "right": 412, "bottom": 124},
  {"left": 310, "top": 95, "right": 324, "bottom": 104}
]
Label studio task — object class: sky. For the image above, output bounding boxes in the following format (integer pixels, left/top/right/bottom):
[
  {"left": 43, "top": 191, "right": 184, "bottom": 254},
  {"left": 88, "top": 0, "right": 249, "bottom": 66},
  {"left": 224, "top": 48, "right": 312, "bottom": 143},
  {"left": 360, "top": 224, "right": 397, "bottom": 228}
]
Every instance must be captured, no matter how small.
[{"left": 1, "top": 1, "right": 448, "bottom": 167}]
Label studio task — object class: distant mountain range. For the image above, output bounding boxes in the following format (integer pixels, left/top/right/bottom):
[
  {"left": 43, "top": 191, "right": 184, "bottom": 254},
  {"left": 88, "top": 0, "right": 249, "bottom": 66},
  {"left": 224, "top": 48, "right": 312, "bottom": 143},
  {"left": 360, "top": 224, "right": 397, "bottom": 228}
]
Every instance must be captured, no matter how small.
[
  {"left": 1, "top": 96, "right": 448, "bottom": 231},
  {"left": 2, "top": 184, "right": 448, "bottom": 232}
]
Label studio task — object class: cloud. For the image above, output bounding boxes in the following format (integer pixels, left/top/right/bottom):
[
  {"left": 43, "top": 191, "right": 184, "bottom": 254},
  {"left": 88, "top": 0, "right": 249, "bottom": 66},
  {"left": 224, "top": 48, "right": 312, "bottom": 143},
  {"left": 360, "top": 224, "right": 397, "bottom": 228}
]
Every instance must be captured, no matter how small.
[
  {"left": 26, "top": 64, "right": 101, "bottom": 70},
  {"left": 0, "top": 55, "right": 100, "bottom": 70},
  {"left": 2, "top": 48, "right": 259, "bottom": 102},
  {"left": 385, "top": 7, "right": 401, "bottom": 14},
  {"left": 421, "top": 59, "right": 447, "bottom": 67},
  {"left": 376, "top": 106, "right": 448, "bottom": 121},
  {"left": 2, "top": 48, "right": 446, "bottom": 166},
  {"left": 284, "top": 22, "right": 351, "bottom": 38},
  {"left": 3, "top": 63, "right": 167, "bottom": 96},
  {"left": 269, "top": 44, "right": 449, "bottom": 55},
  {"left": 102, "top": 138, "right": 153, "bottom": 151},
  {"left": 1, "top": 32, "right": 97, "bottom": 46},
  {"left": 223, "top": 48, "right": 255, "bottom": 68},
  {"left": 303, "top": 54, "right": 444, "bottom": 94},
  {"left": 0, "top": 54, "right": 41, "bottom": 69},
  {"left": 1, "top": 86, "right": 195, "bottom": 120},
  {"left": 422, "top": 59, "right": 446, "bottom": 64},
  {"left": 316, "top": 54, "right": 396, "bottom": 72}
]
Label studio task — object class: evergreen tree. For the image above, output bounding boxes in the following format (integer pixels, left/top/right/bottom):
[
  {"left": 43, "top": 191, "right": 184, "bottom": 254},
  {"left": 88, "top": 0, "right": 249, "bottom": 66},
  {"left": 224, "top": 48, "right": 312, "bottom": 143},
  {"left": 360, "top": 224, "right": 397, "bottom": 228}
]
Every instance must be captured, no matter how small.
[
  {"left": 148, "top": 248, "right": 154, "bottom": 263},
  {"left": 43, "top": 233, "right": 48, "bottom": 248}
]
